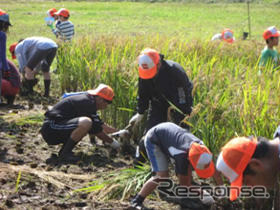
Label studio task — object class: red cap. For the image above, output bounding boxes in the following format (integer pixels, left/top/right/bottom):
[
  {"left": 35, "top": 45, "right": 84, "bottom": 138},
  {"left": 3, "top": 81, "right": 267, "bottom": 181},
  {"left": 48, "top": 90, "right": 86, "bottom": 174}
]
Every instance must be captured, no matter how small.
[
  {"left": 9, "top": 42, "right": 18, "bottom": 59},
  {"left": 55, "top": 8, "right": 70, "bottom": 18},
  {"left": 87, "top": 84, "right": 114, "bottom": 102},
  {"left": 138, "top": 48, "right": 160, "bottom": 79},
  {"left": 263, "top": 26, "right": 280, "bottom": 40},
  {"left": 216, "top": 137, "right": 257, "bottom": 201},
  {"left": 222, "top": 29, "right": 234, "bottom": 43},
  {"left": 47, "top": 8, "right": 57, "bottom": 17},
  {"left": 189, "top": 142, "right": 215, "bottom": 179}
]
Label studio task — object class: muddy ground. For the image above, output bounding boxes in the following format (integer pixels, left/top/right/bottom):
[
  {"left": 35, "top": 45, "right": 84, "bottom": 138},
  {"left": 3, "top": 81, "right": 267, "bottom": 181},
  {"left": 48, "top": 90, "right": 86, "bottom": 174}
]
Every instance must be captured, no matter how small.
[{"left": 0, "top": 93, "right": 275, "bottom": 210}]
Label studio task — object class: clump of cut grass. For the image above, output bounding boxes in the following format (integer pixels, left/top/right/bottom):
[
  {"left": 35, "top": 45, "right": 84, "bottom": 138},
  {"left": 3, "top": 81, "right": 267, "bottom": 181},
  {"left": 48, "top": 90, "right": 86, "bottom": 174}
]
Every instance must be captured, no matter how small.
[{"left": 73, "top": 164, "right": 151, "bottom": 201}]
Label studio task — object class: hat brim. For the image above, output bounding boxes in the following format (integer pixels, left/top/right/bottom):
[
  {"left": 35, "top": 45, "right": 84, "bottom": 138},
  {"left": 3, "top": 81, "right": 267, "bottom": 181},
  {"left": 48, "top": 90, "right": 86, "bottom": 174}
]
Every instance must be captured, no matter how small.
[
  {"left": 87, "top": 89, "right": 97, "bottom": 95},
  {"left": 230, "top": 175, "right": 242, "bottom": 201},
  {"left": 224, "top": 38, "right": 234, "bottom": 43},
  {"left": 271, "top": 31, "right": 280, "bottom": 38},
  {"left": 195, "top": 161, "right": 215, "bottom": 179},
  {"left": 138, "top": 65, "right": 157, "bottom": 79}
]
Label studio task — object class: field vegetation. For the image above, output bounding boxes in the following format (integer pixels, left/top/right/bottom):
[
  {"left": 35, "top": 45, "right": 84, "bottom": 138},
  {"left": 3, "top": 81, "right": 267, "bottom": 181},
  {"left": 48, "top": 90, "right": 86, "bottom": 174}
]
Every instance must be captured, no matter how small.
[{"left": 1, "top": 0, "right": 280, "bottom": 209}]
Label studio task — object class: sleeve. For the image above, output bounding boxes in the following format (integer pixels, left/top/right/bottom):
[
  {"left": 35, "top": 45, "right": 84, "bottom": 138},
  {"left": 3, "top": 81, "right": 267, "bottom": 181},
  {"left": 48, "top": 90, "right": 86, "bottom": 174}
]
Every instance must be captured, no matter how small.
[
  {"left": 172, "top": 66, "right": 193, "bottom": 115},
  {"left": 137, "top": 78, "right": 151, "bottom": 114},
  {"left": 89, "top": 114, "right": 104, "bottom": 134},
  {"left": 7, "top": 59, "right": 21, "bottom": 88},
  {"left": 174, "top": 153, "right": 189, "bottom": 175},
  {"left": 15, "top": 45, "right": 26, "bottom": 72},
  {"left": 0, "top": 32, "right": 9, "bottom": 71},
  {"left": 52, "top": 24, "right": 60, "bottom": 36}
]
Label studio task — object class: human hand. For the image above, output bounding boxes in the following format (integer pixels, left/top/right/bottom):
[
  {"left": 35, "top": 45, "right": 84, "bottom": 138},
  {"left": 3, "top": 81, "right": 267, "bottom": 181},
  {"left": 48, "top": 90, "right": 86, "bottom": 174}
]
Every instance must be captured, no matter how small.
[
  {"left": 129, "top": 113, "right": 144, "bottom": 127},
  {"left": 110, "top": 138, "right": 120, "bottom": 149}
]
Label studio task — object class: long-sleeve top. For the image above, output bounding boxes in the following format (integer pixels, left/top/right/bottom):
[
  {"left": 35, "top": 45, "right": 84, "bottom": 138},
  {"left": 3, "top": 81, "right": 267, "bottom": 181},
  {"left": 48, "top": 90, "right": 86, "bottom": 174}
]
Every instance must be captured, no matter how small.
[
  {"left": 52, "top": 20, "right": 74, "bottom": 41},
  {"left": 137, "top": 60, "right": 193, "bottom": 115},
  {"left": 15, "top": 37, "right": 58, "bottom": 72},
  {"left": 0, "top": 31, "right": 8, "bottom": 71}
]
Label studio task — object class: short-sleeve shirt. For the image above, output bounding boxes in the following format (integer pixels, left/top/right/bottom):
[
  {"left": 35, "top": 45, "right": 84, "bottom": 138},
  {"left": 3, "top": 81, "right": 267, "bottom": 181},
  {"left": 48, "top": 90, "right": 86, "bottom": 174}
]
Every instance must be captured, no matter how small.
[
  {"left": 259, "top": 47, "right": 279, "bottom": 69},
  {"left": 45, "top": 93, "right": 103, "bottom": 134},
  {"left": 147, "top": 122, "right": 203, "bottom": 175}
]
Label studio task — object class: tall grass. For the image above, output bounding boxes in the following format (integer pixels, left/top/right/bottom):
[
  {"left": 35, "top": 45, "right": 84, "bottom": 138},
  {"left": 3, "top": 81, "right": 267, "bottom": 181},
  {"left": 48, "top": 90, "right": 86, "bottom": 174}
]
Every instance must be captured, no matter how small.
[{"left": 57, "top": 35, "right": 280, "bottom": 153}]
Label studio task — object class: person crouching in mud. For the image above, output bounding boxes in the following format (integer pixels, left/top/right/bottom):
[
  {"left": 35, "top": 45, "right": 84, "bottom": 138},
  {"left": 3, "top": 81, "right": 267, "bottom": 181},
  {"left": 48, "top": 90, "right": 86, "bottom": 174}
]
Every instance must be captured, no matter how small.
[{"left": 40, "top": 84, "right": 125, "bottom": 163}]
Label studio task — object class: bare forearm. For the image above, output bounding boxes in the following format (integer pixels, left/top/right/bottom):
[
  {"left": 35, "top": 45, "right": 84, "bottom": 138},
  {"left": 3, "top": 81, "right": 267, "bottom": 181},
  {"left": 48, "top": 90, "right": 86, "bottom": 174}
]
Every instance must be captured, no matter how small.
[
  {"left": 95, "top": 131, "right": 113, "bottom": 144},
  {"left": 102, "top": 124, "right": 118, "bottom": 134}
]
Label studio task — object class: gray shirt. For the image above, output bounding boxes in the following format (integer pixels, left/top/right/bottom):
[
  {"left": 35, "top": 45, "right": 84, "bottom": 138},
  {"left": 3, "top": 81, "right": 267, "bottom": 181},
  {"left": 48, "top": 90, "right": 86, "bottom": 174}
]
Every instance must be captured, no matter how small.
[
  {"left": 150, "top": 122, "right": 203, "bottom": 155},
  {"left": 15, "top": 37, "right": 57, "bottom": 72},
  {"left": 147, "top": 122, "right": 204, "bottom": 175}
]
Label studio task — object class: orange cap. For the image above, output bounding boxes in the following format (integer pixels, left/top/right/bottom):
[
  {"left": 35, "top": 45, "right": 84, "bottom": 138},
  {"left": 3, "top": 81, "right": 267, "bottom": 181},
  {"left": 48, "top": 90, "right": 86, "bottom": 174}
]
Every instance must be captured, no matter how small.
[
  {"left": 55, "top": 8, "right": 70, "bottom": 18},
  {"left": 9, "top": 42, "right": 18, "bottom": 59},
  {"left": 222, "top": 29, "right": 234, "bottom": 43},
  {"left": 47, "top": 8, "right": 57, "bottom": 17},
  {"left": 263, "top": 26, "right": 280, "bottom": 40},
  {"left": 138, "top": 48, "right": 160, "bottom": 79},
  {"left": 189, "top": 142, "right": 215, "bottom": 179},
  {"left": 87, "top": 84, "right": 114, "bottom": 102},
  {"left": 216, "top": 137, "right": 257, "bottom": 201}
]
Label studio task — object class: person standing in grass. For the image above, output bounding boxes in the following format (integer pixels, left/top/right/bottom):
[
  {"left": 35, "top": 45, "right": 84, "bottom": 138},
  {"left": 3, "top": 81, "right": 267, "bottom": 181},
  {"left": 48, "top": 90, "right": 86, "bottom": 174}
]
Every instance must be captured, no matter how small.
[
  {"left": 49, "top": 8, "right": 74, "bottom": 42},
  {"left": 258, "top": 26, "right": 280, "bottom": 74},
  {"left": 45, "top": 8, "right": 60, "bottom": 28},
  {"left": 0, "top": 9, "right": 12, "bottom": 104},
  {"left": 130, "top": 122, "right": 223, "bottom": 209},
  {"left": 211, "top": 28, "right": 235, "bottom": 43},
  {"left": 9, "top": 37, "right": 58, "bottom": 97},
  {"left": 128, "top": 48, "right": 193, "bottom": 165},
  {"left": 40, "top": 84, "right": 123, "bottom": 163}
]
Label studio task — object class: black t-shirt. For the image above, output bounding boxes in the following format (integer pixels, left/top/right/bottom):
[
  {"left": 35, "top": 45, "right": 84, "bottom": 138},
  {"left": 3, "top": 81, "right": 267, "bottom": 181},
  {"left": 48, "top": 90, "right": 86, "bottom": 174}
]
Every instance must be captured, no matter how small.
[{"left": 45, "top": 93, "right": 103, "bottom": 133}]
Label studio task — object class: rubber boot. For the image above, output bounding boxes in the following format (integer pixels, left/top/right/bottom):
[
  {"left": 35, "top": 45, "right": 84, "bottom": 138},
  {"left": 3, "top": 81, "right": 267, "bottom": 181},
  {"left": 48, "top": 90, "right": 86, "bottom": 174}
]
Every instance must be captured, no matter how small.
[
  {"left": 44, "top": 80, "right": 51, "bottom": 97},
  {"left": 26, "top": 79, "right": 34, "bottom": 95},
  {"left": 6, "top": 95, "right": 15, "bottom": 105},
  {"left": 58, "top": 138, "right": 79, "bottom": 163}
]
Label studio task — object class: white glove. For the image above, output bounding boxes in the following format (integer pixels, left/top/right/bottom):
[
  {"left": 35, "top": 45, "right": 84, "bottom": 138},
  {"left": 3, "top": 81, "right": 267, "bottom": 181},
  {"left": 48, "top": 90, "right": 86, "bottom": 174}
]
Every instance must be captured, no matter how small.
[
  {"left": 110, "top": 138, "right": 120, "bottom": 149},
  {"left": 273, "top": 125, "right": 280, "bottom": 139},
  {"left": 200, "top": 190, "right": 215, "bottom": 206},
  {"left": 111, "top": 129, "right": 129, "bottom": 138},
  {"left": 129, "top": 113, "right": 144, "bottom": 126}
]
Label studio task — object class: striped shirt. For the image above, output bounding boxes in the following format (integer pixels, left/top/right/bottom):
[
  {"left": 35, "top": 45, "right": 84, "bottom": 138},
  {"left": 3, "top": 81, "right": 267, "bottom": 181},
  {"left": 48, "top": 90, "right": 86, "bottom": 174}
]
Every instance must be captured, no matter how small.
[{"left": 52, "top": 20, "right": 74, "bottom": 41}]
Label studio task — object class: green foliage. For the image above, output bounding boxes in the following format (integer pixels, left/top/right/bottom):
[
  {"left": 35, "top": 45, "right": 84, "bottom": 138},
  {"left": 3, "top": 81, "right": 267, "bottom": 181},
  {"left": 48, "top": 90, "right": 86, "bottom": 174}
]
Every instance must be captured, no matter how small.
[
  {"left": 74, "top": 164, "right": 151, "bottom": 201},
  {"left": 57, "top": 35, "right": 280, "bottom": 154}
]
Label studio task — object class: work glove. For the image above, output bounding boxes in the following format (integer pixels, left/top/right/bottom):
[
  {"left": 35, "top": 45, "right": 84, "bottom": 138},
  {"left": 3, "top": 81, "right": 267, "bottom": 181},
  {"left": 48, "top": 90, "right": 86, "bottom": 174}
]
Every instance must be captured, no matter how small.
[
  {"left": 111, "top": 129, "right": 130, "bottom": 138},
  {"left": 110, "top": 138, "right": 120, "bottom": 149},
  {"left": 273, "top": 125, "right": 280, "bottom": 139},
  {"left": 199, "top": 190, "right": 215, "bottom": 206},
  {"left": 129, "top": 113, "right": 144, "bottom": 127}
]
